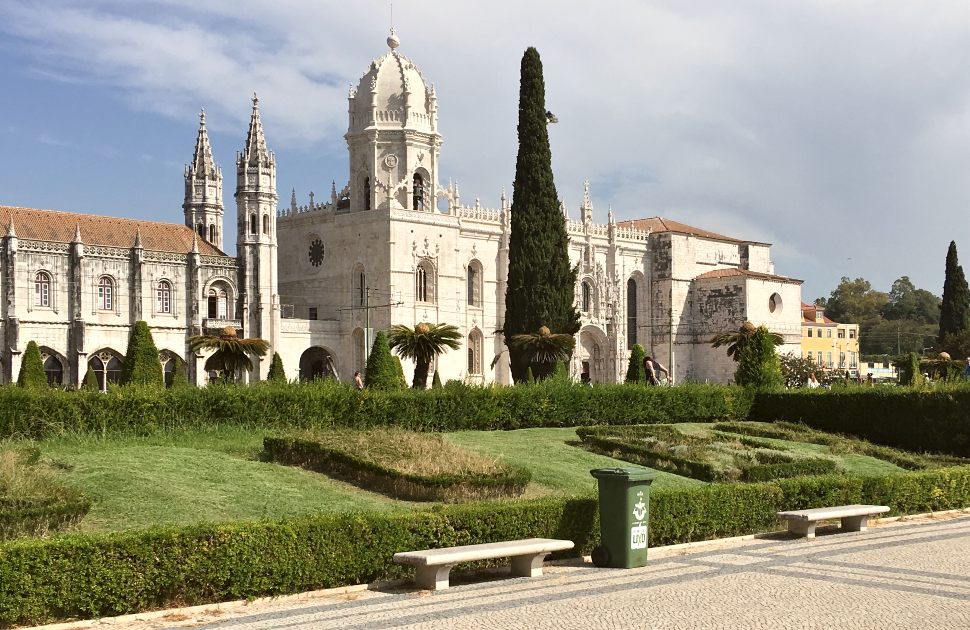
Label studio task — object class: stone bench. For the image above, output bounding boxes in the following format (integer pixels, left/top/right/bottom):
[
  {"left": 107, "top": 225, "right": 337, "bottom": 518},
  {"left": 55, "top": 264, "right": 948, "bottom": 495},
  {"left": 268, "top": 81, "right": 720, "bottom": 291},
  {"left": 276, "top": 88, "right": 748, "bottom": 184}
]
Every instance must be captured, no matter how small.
[
  {"left": 777, "top": 504, "right": 890, "bottom": 539},
  {"left": 393, "top": 538, "right": 575, "bottom": 590}
]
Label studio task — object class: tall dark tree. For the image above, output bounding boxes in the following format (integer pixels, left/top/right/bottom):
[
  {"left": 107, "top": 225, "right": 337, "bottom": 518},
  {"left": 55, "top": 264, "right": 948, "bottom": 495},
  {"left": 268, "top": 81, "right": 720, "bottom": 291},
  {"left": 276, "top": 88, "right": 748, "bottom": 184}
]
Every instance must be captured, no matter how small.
[
  {"left": 504, "top": 47, "right": 579, "bottom": 382},
  {"left": 939, "top": 241, "right": 970, "bottom": 344},
  {"left": 17, "top": 340, "right": 48, "bottom": 388},
  {"left": 120, "top": 321, "right": 163, "bottom": 387}
]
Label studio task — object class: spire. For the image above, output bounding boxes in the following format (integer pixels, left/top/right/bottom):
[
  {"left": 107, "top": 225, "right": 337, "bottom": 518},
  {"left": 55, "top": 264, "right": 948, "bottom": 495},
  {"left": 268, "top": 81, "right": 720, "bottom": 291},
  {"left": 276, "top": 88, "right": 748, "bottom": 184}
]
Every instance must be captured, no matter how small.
[
  {"left": 242, "top": 93, "right": 271, "bottom": 167},
  {"left": 330, "top": 180, "right": 338, "bottom": 204},
  {"left": 133, "top": 227, "right": 143, "bottom": 249},
  {"left": 6, "top": 215, "right": 16, "bottom": 238},
  {"left": 608, "top": 205, "right": 615, "bottom": 224},
  {"left": 72, "top": 222, "right": 81, "bottom": 243},
  {"left": 290, "top": 188, "right": 298, "bottom": 212},
  {"left": 189, "top": 108, "right": 217, "bottom": 177},
  {"left": 581, "top": 179, "right": 592, "bottom": 223},
  {"left": 191, "top": 232, "right": 200, "bottom": 254}
]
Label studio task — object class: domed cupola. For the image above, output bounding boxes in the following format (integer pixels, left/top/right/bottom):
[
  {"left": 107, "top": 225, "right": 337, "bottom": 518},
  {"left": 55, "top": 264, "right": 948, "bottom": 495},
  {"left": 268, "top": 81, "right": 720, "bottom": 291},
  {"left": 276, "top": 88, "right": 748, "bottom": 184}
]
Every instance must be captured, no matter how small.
[
  {"left": 348, "top": 29, "right": 437, "bottom": 134},
  {"left": 344, "top": 29, "right": 442, "bottom": 214}
]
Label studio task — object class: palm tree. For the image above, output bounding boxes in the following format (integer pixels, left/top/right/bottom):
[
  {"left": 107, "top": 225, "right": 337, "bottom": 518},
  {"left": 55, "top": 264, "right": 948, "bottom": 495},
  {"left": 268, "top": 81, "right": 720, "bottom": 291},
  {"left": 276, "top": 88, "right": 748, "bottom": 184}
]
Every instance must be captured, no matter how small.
[
  {"left": 188, "top": 326, "right": 269, "bottom": 382},
  {"left": 387, "top": 322, "right": 462, "bottom": 389},
  {"left": 710, "top": 321, "right": 783, "bottom": 361},
  {"left": 508, "top": 326, "right": 575, "bottom": 381}
]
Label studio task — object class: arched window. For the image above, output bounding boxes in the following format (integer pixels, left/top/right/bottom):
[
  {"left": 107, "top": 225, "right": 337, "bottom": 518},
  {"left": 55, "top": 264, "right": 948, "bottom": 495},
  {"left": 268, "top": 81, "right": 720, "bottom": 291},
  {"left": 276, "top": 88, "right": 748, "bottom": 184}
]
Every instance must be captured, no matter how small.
[
  {"left": 197, "top": 223, "right": 205, "bottom": 237},
  {"left": 207, "top": 286, "right": 229, "bottom": 319},
  {"left": 467, "top": 329, "right": 483, "bottom": 375},
  {"left": 364, "top": 177, "right": 371, "bottom": 211},
  {"left": 467, "top": 261, "right": 482, "bottom": 307},
  {"left": 581, "top": 281, "right": 592, "bottom": 313},
  {"left": 627, "top": 278, "right": 638, "bottom": 347},
  {"left": 156, "top": 280, "right": 172, "bottom": 314},
  {"left": 34, "top": 272, "right": 51, "bottom": 307},
  {"left": 415, "top": 261, "right": 435, "bottom": 303},
  {"left": 89, "top": 352, "right": 123, "bottom": 390},
  {"left": 262, "top": 214, "right": 269, "bottom": 235},
  {"left": 208, "top": 224, "right": 216, "bottom": 243},
  {"left": 413, "top": 174, "right": 425, "bottom": 211},
  {"left": 43, "top": 354, "right": 63, "bottom": 386},
  {"left": 249, "top": 214, "right": 257, "bottom": 235},
  {"left": 98, "top": 276, "right": 114, "bottom": 310}
]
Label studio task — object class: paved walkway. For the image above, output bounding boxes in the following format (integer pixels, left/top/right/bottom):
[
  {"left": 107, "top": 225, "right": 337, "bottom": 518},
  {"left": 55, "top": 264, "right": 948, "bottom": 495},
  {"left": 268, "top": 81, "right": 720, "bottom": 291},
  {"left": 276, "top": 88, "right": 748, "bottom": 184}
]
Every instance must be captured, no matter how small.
[{"left": 41, "top": 514, "right": 970, "bottom": 629}]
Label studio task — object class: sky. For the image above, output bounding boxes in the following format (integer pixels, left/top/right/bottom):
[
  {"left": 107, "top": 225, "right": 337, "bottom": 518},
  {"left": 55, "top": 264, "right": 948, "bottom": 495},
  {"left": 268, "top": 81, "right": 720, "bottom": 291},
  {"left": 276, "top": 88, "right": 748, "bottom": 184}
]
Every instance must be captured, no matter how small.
[{"left": 0, "top": 0, "right": 967, "bottom": 301}]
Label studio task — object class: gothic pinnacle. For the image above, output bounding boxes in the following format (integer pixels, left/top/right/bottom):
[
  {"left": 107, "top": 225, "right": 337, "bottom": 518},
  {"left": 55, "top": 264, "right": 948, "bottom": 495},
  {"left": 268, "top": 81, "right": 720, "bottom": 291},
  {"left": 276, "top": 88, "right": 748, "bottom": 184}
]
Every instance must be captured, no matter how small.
[
  {"left": 73, "top": 222, "right": 82, "bottom": 243},
  {"left": 242, "top": 92, "right": 270, "bottom": 167},
  {"left": 6, "top": 215, "right": 16, "bottom": 238}
]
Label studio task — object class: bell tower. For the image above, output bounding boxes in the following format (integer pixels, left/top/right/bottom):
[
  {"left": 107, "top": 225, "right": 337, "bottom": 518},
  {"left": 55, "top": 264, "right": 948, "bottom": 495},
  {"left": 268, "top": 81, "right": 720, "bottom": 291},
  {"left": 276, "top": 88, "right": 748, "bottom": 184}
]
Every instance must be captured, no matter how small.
[{"left": 183, "top": 109, "right": 224, "bottom": 249}]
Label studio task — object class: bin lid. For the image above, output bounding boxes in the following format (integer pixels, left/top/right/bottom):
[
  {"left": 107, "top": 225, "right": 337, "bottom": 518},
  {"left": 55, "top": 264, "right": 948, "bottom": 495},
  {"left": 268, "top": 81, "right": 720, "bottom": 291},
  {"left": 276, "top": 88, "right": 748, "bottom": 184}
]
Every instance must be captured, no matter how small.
[{"left": 590, "top": 467, "right": 658, "bottom": 482}]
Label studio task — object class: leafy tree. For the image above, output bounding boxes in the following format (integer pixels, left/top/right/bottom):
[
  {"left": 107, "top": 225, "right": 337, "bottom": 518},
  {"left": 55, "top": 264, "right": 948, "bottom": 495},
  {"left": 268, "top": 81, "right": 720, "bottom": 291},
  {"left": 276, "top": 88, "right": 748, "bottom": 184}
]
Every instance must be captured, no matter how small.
[
  {"left": 81, "top": 366, "right": 99, "bottom": 391},
  {"left": 267, "top": 352, "right": 286, "bottom": 383},
  {"left": 939, "top": 241, "right": 970, "bottom": 344},
  {"left": 508, "top": 326, "right": 575, "bottom": 381},
  {"left": 940, "top": 330, "right": 970, "bottom": 361},
  {"left": 823, "top": 277, "right": 889, "bottom": 326},
  {"left": 895, "top": 352, "right": 923, "bottom": 386},
  {"left": 17, "top": 341, "right": 47, "bottom": 388},
  {"left": 365, "top": 331, "right": 403, "bottom": 391},
  {"left": 710, "top": 322, "right": 783, "bottom": 361},
  {"left": 120, "top": 321, "right": 164, "bottom": 387},
  {"left": 431, "top": 369, "right": 443, "bottom": 389},
  {"left": 188, "top": 326, "right": 269, "bottom": 381},
  {"left": 388, "top": 322, "right": 462, "bottom": 389},
  {"left": 863, "top": 318, "right": 937, "bottom": 356},
  {"left": 504, "top": 47, "right": 580, "bottom": 382},
  {"left": 779, "top": 353, "right": 823, "bottom": 389},
  {"left": 625, "top": 344, "right": 647, "bottom": 384},
  {"left": 168, "top": 356, "right": 190, "bottom": 388},
  {"left": 734, "top": 326, "right": 783, "bottom": 389},
  {"left": 883, "top": 276, "right": 940, "bottom": 324}
]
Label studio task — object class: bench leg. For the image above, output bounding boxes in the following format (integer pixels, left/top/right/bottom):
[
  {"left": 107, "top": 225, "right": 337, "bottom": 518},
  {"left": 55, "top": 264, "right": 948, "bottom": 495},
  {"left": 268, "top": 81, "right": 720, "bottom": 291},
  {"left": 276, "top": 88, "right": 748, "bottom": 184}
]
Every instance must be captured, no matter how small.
[
  {"left": 788, "top": 520, "right": 817, "bottom": 539},
  {"left": 511, "top": 553, "right": 550, "bottom": 578},
  {"left": 414, "top": 564, "right": 455, "bottom": 591},
  {"left": 842, "top": 515, "right": 870, "bottom": 532}
]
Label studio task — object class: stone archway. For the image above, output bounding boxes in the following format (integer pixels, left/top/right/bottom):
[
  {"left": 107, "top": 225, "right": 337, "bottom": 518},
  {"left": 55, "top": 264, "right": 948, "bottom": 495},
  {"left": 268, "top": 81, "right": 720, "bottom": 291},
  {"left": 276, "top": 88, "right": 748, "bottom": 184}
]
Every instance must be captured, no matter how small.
[
  {"left": 299, "top": 347, "right": 338, "bottom": 381},
  {"left": 577, "top": 326, "right": 609, "bottom": 384}
]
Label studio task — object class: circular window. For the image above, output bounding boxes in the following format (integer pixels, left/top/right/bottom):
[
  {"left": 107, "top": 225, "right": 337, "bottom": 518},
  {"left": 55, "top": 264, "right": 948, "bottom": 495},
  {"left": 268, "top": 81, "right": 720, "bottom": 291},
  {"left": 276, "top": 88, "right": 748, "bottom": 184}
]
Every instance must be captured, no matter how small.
[
  {"left": 308, "top": 238, "right": 325, "bottom": 267},
  {"left": 768, "top": 292, "right": 782, "bottom": 314}
]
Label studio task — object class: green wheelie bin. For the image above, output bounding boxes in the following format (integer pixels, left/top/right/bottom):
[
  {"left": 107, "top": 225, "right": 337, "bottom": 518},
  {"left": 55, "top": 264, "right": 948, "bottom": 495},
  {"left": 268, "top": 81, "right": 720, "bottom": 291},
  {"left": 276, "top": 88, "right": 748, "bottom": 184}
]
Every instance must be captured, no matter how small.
[{"left": 590, "top": 467, "right": 658, "bottom": 568}]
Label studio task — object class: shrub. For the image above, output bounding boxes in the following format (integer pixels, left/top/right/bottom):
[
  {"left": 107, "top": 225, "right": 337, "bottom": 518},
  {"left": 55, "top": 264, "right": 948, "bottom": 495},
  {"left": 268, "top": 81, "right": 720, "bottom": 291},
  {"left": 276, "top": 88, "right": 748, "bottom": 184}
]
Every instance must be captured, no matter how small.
[
  {"left": 431, "top": 370, "right": 442, "bottom": 389},
  {"left": 364, "top": 332, "right": 402, "bottom": 391},
  {"left": 120, "top": 321, "right": 163, "bottom": 387},
  {"left": 625, "top": 344, "right": 646, "bottom": 384},
  {"left": 735, "top": 326, "right": 783, "bottom": 389},
  {"left": 266, "top": 352, "right": 286, "bottom": 383},
  {"left": 17, "top": 342, "right": 47, "bottom": 389},
  {"left": 895, "top": 352, "right": 923, "bottom": 386},
  {"left": 81, "top": 368, "right": 99, "bottom": 392},
  {"left": 393, "top": 356, "right": 407, "bottom": 389},
  {"left": 264, "top": 430, "right": 531, "bottom": 502},
  {"left": 0, "top": 450, "right": 90, "bottom": 540},
  {"left": 168, "top": 356, "right": 189, "bottom": 389}
]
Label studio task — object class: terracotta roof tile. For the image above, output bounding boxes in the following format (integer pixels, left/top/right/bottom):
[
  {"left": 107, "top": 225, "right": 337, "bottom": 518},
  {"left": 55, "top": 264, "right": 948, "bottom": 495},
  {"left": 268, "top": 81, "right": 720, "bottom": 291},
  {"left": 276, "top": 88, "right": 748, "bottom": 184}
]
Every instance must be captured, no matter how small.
[
  {"left": 801, "top": 303, "right": 837, "bottom": 324},
  {"left": 694, "top": 268, "right": 802, "bottom": 284},
  {"left": 614, "top": 216, "right": 770, "bottom": 245},
  {"left": 0, "top": 206, "right": 225, "bottom": 256}
]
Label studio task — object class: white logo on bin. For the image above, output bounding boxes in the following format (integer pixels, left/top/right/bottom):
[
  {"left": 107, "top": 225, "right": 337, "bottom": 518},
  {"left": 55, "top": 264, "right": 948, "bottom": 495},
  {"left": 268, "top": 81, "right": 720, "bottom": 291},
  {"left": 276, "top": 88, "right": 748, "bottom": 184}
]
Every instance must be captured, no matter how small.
[{"left": 631, "top": 490, "right": 647, "bottom": 550}]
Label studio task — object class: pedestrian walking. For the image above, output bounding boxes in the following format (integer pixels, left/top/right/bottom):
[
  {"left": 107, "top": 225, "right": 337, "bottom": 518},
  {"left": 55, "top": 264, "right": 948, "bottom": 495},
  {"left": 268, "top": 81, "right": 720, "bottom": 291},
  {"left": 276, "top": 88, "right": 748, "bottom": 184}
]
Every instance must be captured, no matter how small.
[{"left": 353, "top": 370, "right": 364, "bottom": 390}]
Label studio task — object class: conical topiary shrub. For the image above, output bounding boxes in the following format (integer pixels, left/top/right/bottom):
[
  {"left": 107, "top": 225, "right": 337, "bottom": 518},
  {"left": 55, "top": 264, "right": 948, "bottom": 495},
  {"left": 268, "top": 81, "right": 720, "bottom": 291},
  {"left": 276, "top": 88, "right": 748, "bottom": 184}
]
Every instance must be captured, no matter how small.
[
  {"left": 168, "top": 356, "right": 190, "bottom": 388},
  {"left": 267, "top": 352, "right": 286, "bottom": 383},
  {"left": 120, "top": 321, "right": 163, "bottom": 387},
  {"left": 625, "top": 344, "right": 647, "bottom": 384},
  {"left": 431, "top": 369, "right": 443, "bottom": 389},
  {"left": 82, "top": 367, "right": 99, "bottom": 391},
  {"left": 17, "top": 341, "right": 48, "bottom": 388},
  {"left": 365, "top": 331, "right": 403, "bottom": 391}
]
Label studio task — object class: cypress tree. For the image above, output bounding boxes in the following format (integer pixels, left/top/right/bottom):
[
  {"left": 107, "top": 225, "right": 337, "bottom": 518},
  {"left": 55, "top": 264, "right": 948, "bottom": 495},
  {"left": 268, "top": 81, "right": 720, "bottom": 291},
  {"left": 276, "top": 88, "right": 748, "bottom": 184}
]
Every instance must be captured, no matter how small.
[
  {"left": 365, "top": 331, "right": 402, "bottom": 391},
  {"left": 625, "top": 344, "right": 647, "bottom": 384},
  {"left": 394, "top": 356, "right": 408, "bottom": 390},
  {"left": 504, "top": 47, "right": 580, "bottom": 382},
  {"left": 735, "top": 326, "right": 783, "bottom": 389},
  {"left": 939, "top": 241, "right": 970, "bottom": 343},
  {"left": 431, "top": 369, "right": 443, "bottom": 389},
  {"left": 267, "top": 352, "right": 286, "bottom": 383},
  {"left": 81, "top": 366, "right": 99, "bottom": 391},
  {"left": 17, "top": 341, "right": 48, "bottom": 388},
  {"left": 120, "top": 321, "right": 164, "bottom": 387},
  {"left": 168, "top": 356, "right": 190, "bottom": 388}
]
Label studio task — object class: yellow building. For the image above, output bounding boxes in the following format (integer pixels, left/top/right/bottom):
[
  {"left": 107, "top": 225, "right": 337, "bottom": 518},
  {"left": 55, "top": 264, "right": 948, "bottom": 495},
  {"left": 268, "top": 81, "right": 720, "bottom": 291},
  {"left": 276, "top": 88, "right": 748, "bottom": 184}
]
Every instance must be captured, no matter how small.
[{"left": 801, "top": 303, "right": 861, "bottom": 374}]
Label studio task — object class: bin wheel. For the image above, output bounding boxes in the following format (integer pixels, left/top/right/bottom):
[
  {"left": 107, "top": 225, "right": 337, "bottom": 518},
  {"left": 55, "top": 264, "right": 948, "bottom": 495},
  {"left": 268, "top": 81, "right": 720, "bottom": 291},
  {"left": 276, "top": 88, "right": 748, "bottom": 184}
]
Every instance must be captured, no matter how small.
[{"left": 591, "top": 545, "right": 610, "bottom": 567}]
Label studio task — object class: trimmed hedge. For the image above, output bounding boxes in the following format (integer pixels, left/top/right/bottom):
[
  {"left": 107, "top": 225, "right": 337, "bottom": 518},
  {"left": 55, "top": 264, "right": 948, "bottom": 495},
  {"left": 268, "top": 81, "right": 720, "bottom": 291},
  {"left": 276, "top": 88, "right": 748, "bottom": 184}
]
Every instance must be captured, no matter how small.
[
  {"left": 3, "top": 465, "right": 969, "bottom": 627},
  {"left": 0, "top": 496, "right": 91, "bottom": 541},
  {"left": 750, "top": 388, "right": 970, "bottom": 457},
  {"left": 0, "top": 381, "right": 752, "bottom": 440},
  {"left": 264, "top": 435, "right": 531, "bottom": 501}
]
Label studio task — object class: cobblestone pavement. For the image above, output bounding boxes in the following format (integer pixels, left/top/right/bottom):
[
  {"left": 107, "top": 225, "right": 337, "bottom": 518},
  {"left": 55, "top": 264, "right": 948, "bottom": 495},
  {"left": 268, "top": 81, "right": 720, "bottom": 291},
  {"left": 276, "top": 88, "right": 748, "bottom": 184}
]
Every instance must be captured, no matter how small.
[{"left": 47, "top": 515, "right": 970, "bottom": 630}]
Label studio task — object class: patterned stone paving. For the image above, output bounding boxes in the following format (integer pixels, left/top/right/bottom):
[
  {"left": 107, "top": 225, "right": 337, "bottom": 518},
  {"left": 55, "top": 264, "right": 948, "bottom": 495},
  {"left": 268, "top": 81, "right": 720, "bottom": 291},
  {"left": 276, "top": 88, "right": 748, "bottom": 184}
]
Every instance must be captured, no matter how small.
[{"left": 38, "top": 515, "right": 970, "bottom": 629}]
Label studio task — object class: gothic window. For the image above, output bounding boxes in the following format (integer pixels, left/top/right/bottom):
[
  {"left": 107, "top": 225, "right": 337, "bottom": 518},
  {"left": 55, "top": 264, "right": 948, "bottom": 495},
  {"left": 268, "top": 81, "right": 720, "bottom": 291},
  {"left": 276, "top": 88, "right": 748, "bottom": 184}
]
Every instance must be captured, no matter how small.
[
  {"left": 353, "top": 265, "right": 366, "bottom": 306},
  {"left": 42, "top": 353, "right": 63, "bottom": 386},
  {"left": 34, "top": 272, "right": 51, "bottom": 307},
  {"left": 467, "top": 260, "right": 482, "bottom": 307},
  {"left": 89, "top": 351, "right": 123, "bottom": 390},
  {"left": 627, "top": 278, "right": 638, "bottom": 347},
  {"left": 415, "top": 261, "right": 435, "bottom": 303},
  {"left": 262, "top": 214, "right": 269, "bottom": 235},
  {"left": 156, "top": 280, "right": 172, "bottom": 314},
  {"left": 197, "top": 223, "right": 205, "bottom": 237},
  {"left": 467, "top": 329, "right": 483, "bottom": 375},
  {"left": 207, "top": 287, "right": 229, "bottom": 319},
  {"left": 208, "top": 224, "right": 216, "bottom": 242},
  {"left": 581, "top": 281, "right": 592, "bottom": 313},
  {"left": 364, "top": 177, "right": 371, "bottom": 211},
  {"left": 98, "top": 276, "right": 114, "bottom": 311},
  {"left": 413, "top": 174, "right": 425, "bottom": 211},
  {"left": 249, "top": 214, "right": 257, "bottom": 235}
]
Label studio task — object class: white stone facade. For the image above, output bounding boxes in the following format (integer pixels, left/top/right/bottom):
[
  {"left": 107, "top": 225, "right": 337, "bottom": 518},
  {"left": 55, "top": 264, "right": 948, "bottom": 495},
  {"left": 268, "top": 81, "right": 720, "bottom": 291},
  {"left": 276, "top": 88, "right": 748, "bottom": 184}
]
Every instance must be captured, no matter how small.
[{"left": 0, "top": 31, "right": 802, "bottom": 387}]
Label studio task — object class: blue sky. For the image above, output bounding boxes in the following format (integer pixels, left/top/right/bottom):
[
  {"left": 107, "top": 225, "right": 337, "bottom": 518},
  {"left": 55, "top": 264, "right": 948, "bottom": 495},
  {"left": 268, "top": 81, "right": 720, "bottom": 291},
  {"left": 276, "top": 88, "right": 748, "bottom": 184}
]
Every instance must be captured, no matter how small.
[{"left": 0, "top": 0, "right": 967, "bottom": 301}]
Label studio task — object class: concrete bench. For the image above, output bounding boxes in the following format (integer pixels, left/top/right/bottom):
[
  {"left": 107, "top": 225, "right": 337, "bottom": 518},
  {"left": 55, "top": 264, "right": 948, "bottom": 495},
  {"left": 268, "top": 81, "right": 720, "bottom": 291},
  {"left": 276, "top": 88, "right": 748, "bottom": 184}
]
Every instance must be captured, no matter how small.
[
  {"left": 393, "top": 538, "right": 574, "bottom": 590},
  {"left": 777, "top": 504, "right": 890, "bottom": 539}
]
